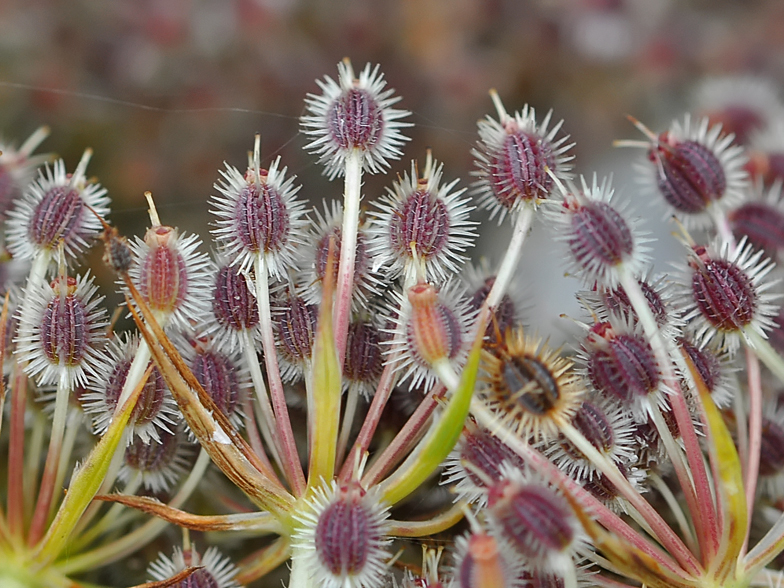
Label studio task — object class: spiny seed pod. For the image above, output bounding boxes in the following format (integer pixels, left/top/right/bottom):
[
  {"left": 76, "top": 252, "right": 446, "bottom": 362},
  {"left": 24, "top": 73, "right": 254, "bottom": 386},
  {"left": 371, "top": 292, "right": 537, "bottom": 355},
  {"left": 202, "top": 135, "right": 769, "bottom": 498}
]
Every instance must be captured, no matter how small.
[
  {"left": 293, "top": 480, "right": 391, "bottom": 588},
  {"left": 583, "top": 320, "right": 662, "bottom": 412},
  {"left": 209, "top": 262, "right": 260, "bottom": 353},
  {"left": 0, "top": 127, "right": 49, "bottom": 218},
  {"left": 580, "top": 273, "right": 670, "bottom": 330},
  {"left": 147, "top": 546, "right": 241, "bottom": 588},
  {"left": 120, "top": 426, "right": 193, "bottom": 493},
  {"left": 549, "top": 175, "right": 649, "bottom": 288},
  {"left": 128, "top": 224, "right": 213, "bottom": 330},
  {"left": 301, "top": 59, "right": 412, "bottom": 179},
  {"left": 82, "top": 334, "right": 179, "bottom": 444},
  {"left": 389, "top": 281, "right": 474, "bottom": 390},
  {"left": 487, "top": 469, "right": 577, "bottom": 572},
  {"left": 189, "top": 342, "right": 246, "bottom": 432},
  {"left": 728, "top": 182, "right": 784, "bottom": 257},
  {"left": 677, "top": 238, "right": 778, "bottom": 354},
  {"left": 368, "top": 155, "right": 477, "bottom": 283},
  {"left": 473, "top": 92, "right": 573, "bottom": 222},
  {"left": 480, "top": 327, "right": 583, "bottom": 441},
  {"left": 15, "top": 272, "right": 108, "bottom": 388},
  {"left": 344, "top": 318, "right": 384, "bottom": 399},
  {"left": 442, "top": 421, "right": 526, "bottom": 506},
  {"left": 464, "top": 262, "right": 522, "bottom": 344},
  {"left": 678, "top": 336, "right": 734, "bottom": 407},
  {"left": 546, "top": 395, "right": 636, "bottom": 484},
  {"left": 633, "top": 115, "right": 748, "bottom": 228},
  {"left": 6, "top": 150, "right": 111, "bottom": 263},
  {"left": 274, "top": 291, "right": 318, "bottom": 382},
  {"left": 300, "top": 201, "right": 379, "bottom": 310},
  {"left": 211, "top": 143, "right": 308, "bottom": 277}
]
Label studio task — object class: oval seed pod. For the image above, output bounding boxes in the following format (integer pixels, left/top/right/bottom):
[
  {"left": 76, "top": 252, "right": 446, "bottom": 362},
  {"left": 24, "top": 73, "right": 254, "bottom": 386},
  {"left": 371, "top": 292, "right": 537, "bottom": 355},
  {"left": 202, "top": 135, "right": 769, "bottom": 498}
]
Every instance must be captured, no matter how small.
[
  {"left": 120, "top": 426, "right": 194, "bottom": 494},
  {"left": 293, "top": 480, "right": 392, "bottom": 588},
  {"left": 301, "top": 59, "right": 412, "bottom": 179},
  {"left": 147, "top": 546, "right": 241, "bottom": 588}
]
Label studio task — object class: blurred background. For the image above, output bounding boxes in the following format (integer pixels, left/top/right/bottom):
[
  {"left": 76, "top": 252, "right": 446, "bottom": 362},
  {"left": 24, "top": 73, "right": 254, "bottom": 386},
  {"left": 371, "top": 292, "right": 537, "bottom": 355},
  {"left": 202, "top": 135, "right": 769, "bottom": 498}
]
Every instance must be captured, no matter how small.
[{"left": 1, "top": 0, "right": 783, "bottom": 336}]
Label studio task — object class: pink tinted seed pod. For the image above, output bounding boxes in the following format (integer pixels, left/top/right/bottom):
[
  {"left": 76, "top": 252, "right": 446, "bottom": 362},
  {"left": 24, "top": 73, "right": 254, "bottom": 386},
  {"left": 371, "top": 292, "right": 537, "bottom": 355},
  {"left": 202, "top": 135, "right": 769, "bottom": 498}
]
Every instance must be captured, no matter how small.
[
  {"left": 367, "top": 155, "right": 477, "bottom": 283},
  {"left": 453, "top": 530, "right": 525, "bottom": 588},
  {"left": 211, "top": 145, "right": 308, "bottom": 278},
  {"left": 82, "top": 334, "right": 179, "bottom": 444},
  {"left": 728, "top": 181, "right": 784, "bottom": 257},
  {"left": 388, "top": 280, "right": 474, "bottom": 390},
  {"left": 6, "top": 150, "right": 110, "bottom": 262},
  {"left": 677, "top": 336, "right": 734, "bottom": 407},
  {"left": 293, "top": 480, "right": 392, "bottom": 588},
  {"left": 631, "top": 115, "right": 748, "bottom": 228},
  {"left": 580, "top": 272, "right": 671, "bottom": 330},
  {"left": 677, "top": 238, "right": 778, "bottom": 354},
  {"left": 301, "top": 59, "right": 412, "bottom": 179},
  {"left": 274, "top": 290, "right": 318, "bottom": 382},
  {"left": 473, "top": 92, "right": 573, "bottom": 222},
  {"left": 188, "top": 340, "right": 247, "bottom": 432},
  {"left": 548, "top": 175, "right": 649, "bottom": 288},
  {"left": 480, "top": 327, "right": 583, "bottom": 441},
  {"left": 148, "top": 546, "right": 241, "bottom": 588},
  {"left": 128, "top": 224, "right": 213, "bottom": 330},
  {"left": 487, "top": 469, "right": 578, "bottom": 572},
  {"left": 15, "top": 272, "right": 108, "bottom": 389}
]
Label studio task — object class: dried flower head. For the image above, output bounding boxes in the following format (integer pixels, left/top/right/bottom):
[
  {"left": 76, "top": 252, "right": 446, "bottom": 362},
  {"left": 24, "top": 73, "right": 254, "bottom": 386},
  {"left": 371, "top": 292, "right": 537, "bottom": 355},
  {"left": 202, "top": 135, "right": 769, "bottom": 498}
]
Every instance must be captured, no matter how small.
[
  {"left": 368, "top": 155, "right": 477, "bottom": 283},
  {"left": 301, "top": 59, "right": 412, "bottom": 179},
  {"left": 211, "top": 141, "right": 308, "bottom": 278},
  {"left": 6, "top": 150, "right": 110, "bottom": 263},
  {"left": 473, "top": 92, "right": 573, "bottom": 222},
  {"left": 293, "top": 480, "right": 392, "bottom": 588},
  {"left": 480, "top": 327, "right": 583, "bottom": 441},
  {"left": 15, "top": 271, "right": 108, "bottom": 388}
]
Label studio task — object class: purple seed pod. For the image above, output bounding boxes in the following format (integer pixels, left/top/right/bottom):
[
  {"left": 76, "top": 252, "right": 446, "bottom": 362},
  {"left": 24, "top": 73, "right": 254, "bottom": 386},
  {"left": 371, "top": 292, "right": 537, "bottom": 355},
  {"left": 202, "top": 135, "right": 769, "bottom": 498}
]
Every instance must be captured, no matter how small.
[
  {"left": 480, "top": 327, "right": 583, "bottom": 441},
  {"left": 293, "top": 480, "right": 391, "bottom": 588},
  {"left": 6, "top": 150, "right": 110, "bottom": 263},
  {"left": 442, "top": 421, "right": 527, "bottom": 506},
  {"left": 208, "top": 261, "right": 260, "bottom": 353},
  {"left": 128, "top": 225, "right": 213, "bottom": 330},
  {"left": 581, "top": 319, "right": 664, "bottom": 417},
  {"left": 189, "top": 340, "right": 247, "bottom": 432},
  {"left": 15, "top": 272, "right": 108, "bottom": 389},
  {"left": 300, "top": 200, "right": 380, "bottom": 311},
  {"left": 300, "top": 59, "right": 412, "bottom": 180},
  {"left": 120, "top": 426, "right": 194, "bottom": 493},
  {"left": 147, "top": 546, "right": 241, "bottom": 588},
  {"left": 637, "top": 115, "right": 748, "bottom": 228},
  {"left": 728, "top": 181, "right": 784, "bottom": 257},
  {"left": 678, "top": 336, "right": 734, "bottom": 408},
  {"left": 0, "top": 127, "right": 49, "bottom": 218},
  {"left": 487, "top": 468, "right": 578, "bottom": 572},
  {"left": 274, "top": 290, "right": 318, "bottom": 382},
  {"left": 548, "top": 175, "right": 649, "bottom": 288},
  {"left": 211, "top": 149, "right": 308, "bottom": 278},
  {"left": 387, "top": 280, "right": 474, "bottom": 390},
  {"left": 545, "top": 394, "right": 637, "bottom": 485},
  {"left": 463, "top": 261, "right": 524, "bottom": 345},
  {"left": 82, "top": 334, "right": 180, "bottom": 444},
  {"left": 580, "top": 272, "right": 672, "bottom": 332},
  {"left": 367, "top": 156, "right": 477, "bottom": 283},
  {"left": 472, "top": 93, "right": 574, "bottom": 222},
  {"left": 344, "top": 318, "right": 384, "bottom": 399},
  {"left": 676, "top": 238, "right": 778, "bottom": 354}
]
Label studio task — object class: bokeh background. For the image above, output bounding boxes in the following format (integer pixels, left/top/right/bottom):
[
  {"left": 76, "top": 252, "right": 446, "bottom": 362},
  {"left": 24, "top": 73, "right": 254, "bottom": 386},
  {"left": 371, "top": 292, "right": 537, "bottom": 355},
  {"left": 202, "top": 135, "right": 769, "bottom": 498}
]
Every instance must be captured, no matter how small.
[
  {"left": 2, "top": 0, "right": 784, "bottom": 338},
  {"left": 0, "top": 0, "right": 783, "bottom": 584}
]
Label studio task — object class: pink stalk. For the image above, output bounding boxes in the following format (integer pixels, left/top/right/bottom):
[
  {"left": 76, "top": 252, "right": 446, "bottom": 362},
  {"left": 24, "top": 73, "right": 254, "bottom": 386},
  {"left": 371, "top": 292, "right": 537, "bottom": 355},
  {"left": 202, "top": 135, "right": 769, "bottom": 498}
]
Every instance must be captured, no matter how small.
[
  {"left": 362, "top": 385, "right": 444, "bottom": 487},
  {"left": 254, "top": 256, "right": 306, "bottom": 496},
  {"left": 242, "top": 395, "right": 275, "bottom": 475},
  {"left": 7, "top": 365, "right": 27, "bottom": 538},
  {"left": 338, "top": 357, "right": 399, "bottom": 483},
  {"left": 743, "top": 347, "right": 763, "bottom": 556}
]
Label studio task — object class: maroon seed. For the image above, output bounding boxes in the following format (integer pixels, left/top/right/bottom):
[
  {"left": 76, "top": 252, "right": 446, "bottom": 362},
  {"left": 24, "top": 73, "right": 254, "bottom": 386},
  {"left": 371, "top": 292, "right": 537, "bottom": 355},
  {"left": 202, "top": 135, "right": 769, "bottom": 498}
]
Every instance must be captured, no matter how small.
[
  {"left": 653, "top": 139, "right": 727, "bottom": 214},
  {"left": 212, "top": 265, "right": 259, "bottom": 331},
  {"left": 315, "top": 490, "right": 372, "bottom": 577},
  {"left": 344, "top": 320, "right": 384, "bottom": 386},
  {"left": 500, "top": 355, "right": 561, "bottom": 416},
  {"left": 389, "top": 182, "right": 450, "bottom": 262},
  {"left": 460, "top": 426, "right": 526, "bottom": 488},
  {"left": 729, "top": 202, "right": 784, "bottom": 255},
  {"left": 327, "top": 88, "right": 385, "bottom": 151},
  {"left": 191, "top": 350, "right": 240, "bottom": 418},
  {"left": 759, "top": 418, "right": 784, "bottom": 477},
  {"left": 233, "top": 178, "right": 289, "bottom": 254},
  {"left": 28, "top": 186, "right": 86, "bottom": 249},
  {"left": 679, "top": 338, "right": 721, "bottom": 394},
  {"left": 488, "top": 131, "right": 555, "bottom": 209},
  {"left": 568, "top": 202, "right": 634, "bottom": 269},
  {"left": 277, "top": 295, "right": 318, "bottom": 363},
  {"left": 588, "top": 332, "right": 659, "bottom": 403},
  {"left": 691, "top": 257, "right": 757, "bottom": 332},
  {"left": 40, "top": 277, "right": 87, "bottom": 367}
]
